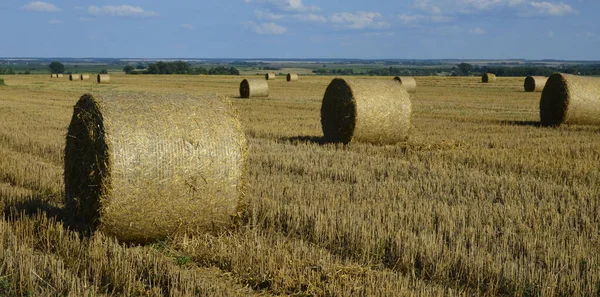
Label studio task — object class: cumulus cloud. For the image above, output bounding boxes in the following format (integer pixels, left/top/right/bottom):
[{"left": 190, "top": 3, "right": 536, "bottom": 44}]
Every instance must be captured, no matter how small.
[
  {"left": 414, "top": 0, "right": 442, "bottom": 14},
  {"left": 255, "top": 9, "right": 284, "bottom": 20},
  {"left": 330, "top": 12, "right": 389, "bottom": 29},
  {"left": 246, "top": 21, "right": 288, "bottom": 34},
  {"left": 529, "top": 2, "right": 574, "bottom": 16},
  {"left": 410, "top": 0, "right": 575, "bottom": 17},
  {"left": 244, "top": 0, "right": 319, "bottom": 12},
  {"left": 88, "top": 5, "right": 159, "bottom": 17},
  {"left": 399, "top": 13, "right": 453, "bottom": 25},
  {"left": 22, "top": 1, "right": 61, "bottom": 12},
  {"left": 295, "top": 13, "right": 327, "bottom": 23}
]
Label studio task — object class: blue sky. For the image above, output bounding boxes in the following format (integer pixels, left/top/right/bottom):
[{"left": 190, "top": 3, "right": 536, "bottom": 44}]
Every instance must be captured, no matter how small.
[{"left": 0, "top": 0, "right": 598, "bottom": 60}]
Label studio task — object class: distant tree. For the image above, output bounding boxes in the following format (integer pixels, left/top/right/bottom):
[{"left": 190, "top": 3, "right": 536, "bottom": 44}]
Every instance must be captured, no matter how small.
[
  {"left": 457, "top": 63, "right": 473, "bottom": 76},
  {"left": 100, "top": 69, "right": 108, "bottom": 74},
  {"left": 48, "top": 61, "right": 65, "bottom": 74},
  {"left": 5, "top": 68, "right": 15, "bottom": 75},
  {"left": 123, "top": 65, "right": 134, "bottom": 74},
  {"left": 136, "top": 64, "right": 146, "bottom": 69}
]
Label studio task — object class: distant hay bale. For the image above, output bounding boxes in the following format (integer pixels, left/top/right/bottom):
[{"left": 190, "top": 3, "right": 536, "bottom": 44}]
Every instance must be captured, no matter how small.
[
  {"left": 286, "top": 73, "right": 299, "bottom": 82},
  {"left": 239, "top": 79, "right": 269, "bottom": 98},
  {"left": 69, "top": 74, "right": 79, "bottom": 81},
  {"left": 80, "top": 74, "right": 90, "bottom": 81},
  {"left": 97, "top": 74, "right": 110, "bottom": 83},
  {"left": 50, "top": 74, "right": 57, "bottom": 78},
  {"left": 57, "top": 74, "right": 64, "bottom": 78},
  {"left": 64, "top": 93, "right": 247, "bottom": 243},
  {"left": 524, "top": 76, "right": 547, "bottom": 92},
  {"left": 321, "top": 78, "right": 412, "bottom": 144},
  {"left": 540, "top": 73, "right": 600, "bottom": 127},
  {"left": 393, "top": 76, "right": 417, "bottom": 93},
  {"left": 265, "top": 72, "right": 276, "bottom": 80},
  {"left": 482, "top": 73, "right": 497, "bottom": 83}
]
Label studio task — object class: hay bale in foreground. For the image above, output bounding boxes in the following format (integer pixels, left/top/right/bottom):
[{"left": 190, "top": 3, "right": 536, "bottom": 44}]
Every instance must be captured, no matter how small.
[
  {"left": 97, "top": 74, "right": 110, "bottom": 83},
  {"left": 540, "top": 73, "right": 600, "bottom": 127},
  {"left": 286, "top": 73, "right": 299, "bottom": 82},
  {"left": 265, "top": 72, "right": 276, "bottom": 80},
  {"left": 321, "top": 78, "right": 412, "bottom": 144},
  {"left": 239, "top": 79, "right": 269, "bottom": 98},
  {"left": 524, "top": 76, "right": 547, "bottom": 92},
  {"left": 482, "top": 73, "right": 497, "bottom": 83},
  {"left": 80, "top": 74, "right": 90, "bottom": 81},
  {"left": 64, "top": 93, "right": 247, "bottom": 243},
  {"left": 393, "top": 76, "right": 417, "bottom": 93},
  {"left": 69, "top": 74, "right": 79, "bottom": 81}
]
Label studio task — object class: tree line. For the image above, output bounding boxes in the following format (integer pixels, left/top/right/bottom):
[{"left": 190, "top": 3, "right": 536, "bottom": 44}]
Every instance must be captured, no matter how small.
[{"left": 124, "top": 61, "right": 239, "bottom": 75}]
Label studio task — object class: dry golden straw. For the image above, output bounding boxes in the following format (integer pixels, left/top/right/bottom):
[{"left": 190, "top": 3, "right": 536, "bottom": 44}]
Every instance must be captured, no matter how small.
[
  {"left": 482, "top": 73, "right": 497, "bottom": 83},
  {"left": 286, "top": 73, "right": 299, "bottom": 82},
  {"left": 80, "top": 74, "right": 90, "bottom": 81},
  {"left": 265, "top": 72, "right": 276, "bottom": 80},
  {"left": 524, "top": 76, "right": 547, "bottom": 92},
  {"left": 64, "top": 93, "right": 247, "bottom": 243},
  {"left": 239, "top": 79, "right": 269, "bottom": 98},
  {"left": 540, "top": 73, "right": 600, "bottom": 127},
  {"left": 321, "top": 78, "right": 412, "bottom": 145},
  {"left": 50, "top": 74, "right": 57, "bottom": 78},
  {"left": 97, "top": 74, "right": 110, "bottom": 84},
  {"left": 393, "top": 76, "right": 417, "bottom": 93},
  {"left": 69, "top": 74, "right": 79, "bottom": 81},
  {"left": 57, "top": 74, "right": 64, "bottom": 78}
]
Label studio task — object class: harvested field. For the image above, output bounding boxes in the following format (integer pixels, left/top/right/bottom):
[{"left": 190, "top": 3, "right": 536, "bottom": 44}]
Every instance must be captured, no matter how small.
[{"left": 0, "top": 74, "right": 598, "bottom": 296}]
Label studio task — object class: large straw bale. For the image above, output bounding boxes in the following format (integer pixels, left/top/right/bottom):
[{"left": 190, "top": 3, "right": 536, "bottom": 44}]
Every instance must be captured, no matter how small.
[
  {"left": 51, "top": 74, "right": 57, "bottom": 78},
  {"left": 321, "top": 78, "right": 412, "bottom": 144},
  {"left": 482, "top": 73, "right": 497, "bottom": 83},
  {"left": 393, "top": 76, "right": 417, "bottom": 93},
  {"left": 265, "top": 72, "right": 276, "bottom": 80},
  {"left": 69, "top": 74, "right": 79, "bottom": 81},
  {"left": 286, "top": 73, "right": 299, "bottom": 82},
  {"left": 239, "top": 79, "right": 269, "bottom": 98},
  {"left": 80, "top": 74, "right": 90, "bottom": 81},
  {"left": 524, "top": 76, "right": 547, "bottom": 92},
  {"left": 540, "top": 73, "right": 600, "bottom": 126},
  {"left": 97, "top": 74, "right": 110, "bottom": 83},
  {"left": 64, "top": 93, "right": 247, "bottom": 243},
  {"left": 57, "top": 74, "right": 64, "bottom": 78}
]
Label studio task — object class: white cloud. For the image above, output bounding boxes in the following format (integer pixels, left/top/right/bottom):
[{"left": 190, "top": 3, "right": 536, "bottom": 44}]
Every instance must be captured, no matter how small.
[
  {"left": 88, "top": 5, "right": 159, "bottom": 17},
  {"left": 399, "top": 13, "right": 453, "bottom": 25},
  {"left": 529, "top": 2, "right": 574, "bottom": 16},
  {"left": 470, "top": 27, "right": 487, "bottom": 34},
  {"left": 330, "top": 12, "right": 389, "bottom": 29},
  {"left": 255, "top": 9, "right": 284, "bottom": 20},
  {"left": 414, "top": 0, "right": 442, "bottom": 14},
  {"left": 295, "top": 13, "right": 327, "bottom": 23},
  {"left": 48, "top": 19, "right": 62, "bottom": 24},
  {"left": 246, "top": 21, "right": 288, "bottom": 34},
  {"left": 181, "top": 24, "right": 194, "bottom": 30},
  {"left": 244, "top": 0, "right": 320, "bottom": 12},
  {"left": 22, "top": 1, "right": 61, "bottom": 12}
]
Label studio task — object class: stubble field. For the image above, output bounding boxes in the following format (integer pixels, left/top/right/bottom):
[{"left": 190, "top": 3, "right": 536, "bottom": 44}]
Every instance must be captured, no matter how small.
[{"left": 0, "top": 74, "right": 599, "bottom": 296}]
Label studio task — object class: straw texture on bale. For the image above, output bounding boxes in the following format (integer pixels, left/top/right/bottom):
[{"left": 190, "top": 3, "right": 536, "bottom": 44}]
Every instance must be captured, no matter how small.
[
  {"left": 57, "top": 74, "right": 64, "bottom": 78},
  {"left": 482, "top": 73, "right": 497, "bottom": 83},
  {"left": 393, "top": 76, "right": 417, "bottom": 93},
  {"left": 97, "top": 74, "right": 110, "bottom": 83},
  {"left": 321, "top": 78, "right": 412, "bottom": 145},
  {"left": 265, "top": 72, "right": 276, "bottom": 80},
  {"left": 239, "top": 79, "right": 269, "bottom": 98},
  {"left": 51, "top": 74, "right": 57, "bottom": 78},
  {"left": 64, "top": 93, "right": 247, "bottom": 243},
  {"left": 69, "top": 74, "right": 79, "bottom": 81},
  {"left": 80, "top": 74, "right": 90, "bottom": 81},
  {"left": 540, "top": 73, "right": 600, "bottom": 127},
  {"left": 286, "top": 73, "right": 299, "bottom": 82},
  {"left": 524, "top": 76, "right": 547, "bottom": 92}
]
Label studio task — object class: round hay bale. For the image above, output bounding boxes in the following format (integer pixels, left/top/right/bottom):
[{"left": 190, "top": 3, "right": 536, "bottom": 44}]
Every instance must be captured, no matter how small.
[
  {"left": 69, "top": 74, "right": 79, "bottom": 81},
  {"left": 239, "top": 79, "right": 269, "bottom": 98},
  {"left": 540, "top": 73, "right": 600, "bottom": 127},
  {"left": 265, "top": 72, "right": 276, "bottom": 80},
  {"left": 57, "top": 74, "right": 64, "bottom": 78},
  {"left": 393, "top": 76, "right": 417, "bottom": 93},
  {"left": 524, "top": 76, "right": 547, "bottom": 92},
  {"left": 64, "top": 93, "right": 247, "bottom": 243},
  {"left": 80, "top": 74, "right": 90, "bottom": 81},
  {"left": 482, "top": 73, "right": 497, "bottom": 83},
  {"left": 321, "top": 78, "right": 412, "bottom": 145},
  {"left": 51, "top": 74, "right": 57, "bottom": 78},
  {"left": 97, "top": 74, "right": 110, "bottom": 84},
  {"left": 286, "top": 73, "right": 299, "bottom": 82}
]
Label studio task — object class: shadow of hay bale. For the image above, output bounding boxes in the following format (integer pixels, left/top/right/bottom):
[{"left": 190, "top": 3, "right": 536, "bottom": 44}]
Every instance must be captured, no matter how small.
[
  {"left": 280, "top": 135, "right": 329, "bottom": 145},
  {"left": 2, "top": 193, "right": 65, "bottom": 223},
  {"left": 497, "top": 120, "right": 542, "bottom": 127}
]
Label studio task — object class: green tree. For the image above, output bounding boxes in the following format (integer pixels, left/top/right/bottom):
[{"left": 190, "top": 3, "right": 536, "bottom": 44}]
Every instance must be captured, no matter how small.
[
  {"left": 100, "top": 69, "right": 108, "bottom": 74},
  {"left": 48, "top": 61, "right": 65, "bottom": 74},
  {"left": 457, "top": 63, "right": 473, "bottom": 76},
  {"left": 123, "top": 65, "right": 134, "bottom": 74}
]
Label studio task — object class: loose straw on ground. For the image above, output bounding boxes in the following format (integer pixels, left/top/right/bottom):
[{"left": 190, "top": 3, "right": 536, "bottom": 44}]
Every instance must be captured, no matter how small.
[
  {"left": 321, "top": 78, "right": 412, "bottom": 145},
  {"left": 64, "top": 93, "right": 247, "bottom": 243},
  {"left": 540, "top": 73, "right": 600, "bottom": 127}
]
